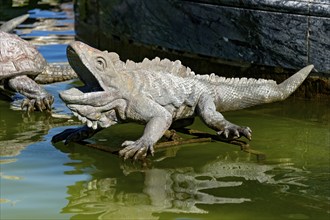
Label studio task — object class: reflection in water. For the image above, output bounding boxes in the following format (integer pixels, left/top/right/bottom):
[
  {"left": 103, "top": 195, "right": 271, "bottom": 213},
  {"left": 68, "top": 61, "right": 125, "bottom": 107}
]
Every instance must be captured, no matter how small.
[
  {"left": 0, "top": 109, "right": 76, "bottom": 158},
  {"left": 62, "top": 155, "right": 310, "bottom": 219}
]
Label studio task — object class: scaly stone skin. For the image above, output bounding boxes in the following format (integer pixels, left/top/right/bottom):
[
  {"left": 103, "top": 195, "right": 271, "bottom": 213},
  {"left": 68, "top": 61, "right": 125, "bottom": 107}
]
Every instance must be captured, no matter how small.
[
  {"left": 0, "top": 16, "right": 77, "bottom": 112},
  {"left": 52, "top": 41, "right": 314, "bottom": 160}
]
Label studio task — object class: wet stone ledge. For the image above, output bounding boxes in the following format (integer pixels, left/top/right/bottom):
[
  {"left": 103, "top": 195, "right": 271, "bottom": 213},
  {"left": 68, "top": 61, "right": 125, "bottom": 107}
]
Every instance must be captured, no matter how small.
[
  {"left": 74, "top": 0, "right": 330, "bottom": 97},
  {"left": 190, "top": 0, "right": 330, "bottom": 17}
]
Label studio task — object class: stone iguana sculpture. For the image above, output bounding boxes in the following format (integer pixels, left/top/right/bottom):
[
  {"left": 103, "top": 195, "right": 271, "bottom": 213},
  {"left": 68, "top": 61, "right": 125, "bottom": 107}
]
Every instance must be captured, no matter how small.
[
  {"left": 52, "top": 41, "right": 314, "bottom": 160},
  {"left": 0, "top": 15, "right": 77, "bottom": 112}
]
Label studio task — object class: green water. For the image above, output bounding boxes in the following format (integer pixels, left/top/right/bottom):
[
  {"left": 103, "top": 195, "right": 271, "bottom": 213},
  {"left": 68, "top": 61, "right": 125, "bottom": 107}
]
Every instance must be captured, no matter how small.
[
  {"left": 1, "top": 95, "right": 329, "bottom": 220},
  {"left": 1, "top": 2, "right": 330, "bottom": 220}
]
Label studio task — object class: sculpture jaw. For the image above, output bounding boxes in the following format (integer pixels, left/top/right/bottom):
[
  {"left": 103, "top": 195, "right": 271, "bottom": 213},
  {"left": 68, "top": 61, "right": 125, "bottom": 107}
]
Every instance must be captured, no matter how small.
[{"left": 60, "top": 42, "right": 119, "bottom": 129}]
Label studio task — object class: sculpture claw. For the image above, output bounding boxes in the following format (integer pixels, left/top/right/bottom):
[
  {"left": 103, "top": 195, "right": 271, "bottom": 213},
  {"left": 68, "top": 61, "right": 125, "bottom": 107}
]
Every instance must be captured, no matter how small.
[
  {"left": 43, "top": 96, "right": 54, "bottom": 111},
  {"left": 217, "top": 125, "right": 252, "bottom": 141},
  {"left": 119, "top": 139, "right": 154, "bottom": 161},
  {"left": 35, "top": 99, "right": 44, "bottom": 112},
  {"left": 20, "top": 95, "right": 54, "bottom": 113},
  {"left": 234, "top": 130, "right": 240, "bottom": 139},
  {"left": 21, "top": 98, "right": 35, "bottom": 114},
  {"left": 242, "top": 127, "right": 252, "bottom": 141}
]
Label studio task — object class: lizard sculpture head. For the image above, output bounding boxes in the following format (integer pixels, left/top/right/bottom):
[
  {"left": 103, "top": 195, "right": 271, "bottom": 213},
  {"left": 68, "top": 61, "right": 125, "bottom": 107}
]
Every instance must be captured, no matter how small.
[{"left": 60, "top": 41, "right": 120, "bottom": 129}]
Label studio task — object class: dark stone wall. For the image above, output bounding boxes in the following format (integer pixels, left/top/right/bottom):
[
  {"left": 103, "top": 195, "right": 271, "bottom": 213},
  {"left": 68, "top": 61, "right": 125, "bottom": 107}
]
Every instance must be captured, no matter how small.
[{"left": 74, "top": 0, "right": 330, "bottom": 97}]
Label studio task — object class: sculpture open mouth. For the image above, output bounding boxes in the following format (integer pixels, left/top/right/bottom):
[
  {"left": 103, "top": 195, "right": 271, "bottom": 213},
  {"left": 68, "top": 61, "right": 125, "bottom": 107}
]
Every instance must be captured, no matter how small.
[
  {"left": 68, "top": 43, "right": 104, "bottom": 90},
  {"left": 59, "top": 42, "right": 118, "bottom": 129},
  {"left": 60, "top": 42, "right": 106, "bottom": 104}
]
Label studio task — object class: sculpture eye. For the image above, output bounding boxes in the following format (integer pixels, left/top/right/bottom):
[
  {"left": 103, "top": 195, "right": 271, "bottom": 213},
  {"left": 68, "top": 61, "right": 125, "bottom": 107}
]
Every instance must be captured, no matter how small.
[{"left": 95, "top": 57, "right": 106, "bottom": 71}]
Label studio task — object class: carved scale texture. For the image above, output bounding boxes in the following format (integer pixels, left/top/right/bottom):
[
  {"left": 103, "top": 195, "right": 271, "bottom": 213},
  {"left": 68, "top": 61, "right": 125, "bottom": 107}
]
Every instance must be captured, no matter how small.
[
  {"left": 108, "top": 53, "right": 277, "bottom": 89},
  {"left": 106, "top": 53, "right": 279, "bottom": 113},
  {"left": 107, "top": 54, "right": 214, "bottom": 110}
]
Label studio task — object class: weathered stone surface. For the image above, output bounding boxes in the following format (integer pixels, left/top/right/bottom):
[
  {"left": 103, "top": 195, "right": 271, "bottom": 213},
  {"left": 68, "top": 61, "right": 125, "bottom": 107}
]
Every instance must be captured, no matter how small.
[{"left": 309, "top": 16, "right": 330, "bottom": 74}]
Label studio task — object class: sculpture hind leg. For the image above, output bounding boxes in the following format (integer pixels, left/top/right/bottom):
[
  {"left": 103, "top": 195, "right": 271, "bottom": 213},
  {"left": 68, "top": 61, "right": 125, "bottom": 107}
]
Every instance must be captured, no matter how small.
[
  {"left": 7, "top": 75, "right": 54, "bottom": 112},
  {"left": 197, "top": 94, "right": 252, "bottom": 140}
]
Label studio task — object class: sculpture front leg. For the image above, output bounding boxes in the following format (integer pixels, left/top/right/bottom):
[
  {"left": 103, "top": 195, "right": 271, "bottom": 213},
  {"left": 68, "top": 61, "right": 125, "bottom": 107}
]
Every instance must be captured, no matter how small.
[{"left": 119, "top": 100, "right": 173, "bottom": 160}]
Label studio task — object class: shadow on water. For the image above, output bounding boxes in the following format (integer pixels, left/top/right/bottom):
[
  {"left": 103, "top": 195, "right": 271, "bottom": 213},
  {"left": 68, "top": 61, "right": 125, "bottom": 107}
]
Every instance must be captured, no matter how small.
[{"left": 0, "top": 2, "right": 329, "bottom": 220}]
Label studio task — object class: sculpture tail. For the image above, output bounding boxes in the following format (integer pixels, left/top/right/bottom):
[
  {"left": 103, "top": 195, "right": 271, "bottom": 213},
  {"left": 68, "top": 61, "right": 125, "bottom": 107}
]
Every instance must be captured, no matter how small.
[
  {"left": 277, "top": 65, "right": 314, "bottom": 100},
  {"left": 0, "top": 14, "right": 29, "bottom": 32},
  {"left": 34, "top": 63, "right": 78, "bottom": 84},
  {"left": 216, "top": 65, "right": 314, "bottom": 111}
]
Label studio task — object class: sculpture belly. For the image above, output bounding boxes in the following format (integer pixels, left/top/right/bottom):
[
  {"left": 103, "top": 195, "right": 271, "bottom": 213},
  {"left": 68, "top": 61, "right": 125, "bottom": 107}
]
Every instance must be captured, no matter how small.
[{"left": 172, "top": 104, "right": 196, "bottom": 120}]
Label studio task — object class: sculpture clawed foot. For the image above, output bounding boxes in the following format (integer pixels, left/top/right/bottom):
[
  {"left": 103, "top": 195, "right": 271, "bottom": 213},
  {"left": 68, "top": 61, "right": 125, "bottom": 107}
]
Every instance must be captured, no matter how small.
[
  {"left": 119, "top": 139, "right": 155, "bottom": 161},
  {"left": 21, "top": 95, "right": 54, "bottom": 113},
  {"left": 51, "top": 126, "right": 99, "bottom": 145},
  {"left": 217, "top": 125, "right": 252, "bottom": 141}
]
